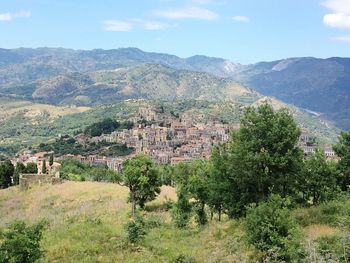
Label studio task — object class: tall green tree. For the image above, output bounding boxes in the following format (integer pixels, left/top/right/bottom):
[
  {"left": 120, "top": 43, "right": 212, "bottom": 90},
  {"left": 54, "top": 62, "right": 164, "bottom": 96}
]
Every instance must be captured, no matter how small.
[
  {"left": 0, "top": 160, "right": 14, "bottom": 189},
  {"left": 49, "top": 155, "right": 54, "bottom": 166},
  {"left": 226, "top": 104, "right": 303, "bottom": 217},
  {"left": 300, "top": 149, "right": 339, "bottom": 204},
  {"left": 13, "top": 162, "right": 26, "bottom": 185},
  {"left": 41, "top": 160, "right": 47, "bottom": 174},
  {"left": 171, "top": 163, "right": 193, "bottom": 228},
  {"left": 122, "top": 154, "right": 161, "bottom": 217},
  {"left": 208, "top": 145, "right": 230, "bottom": 221},
  {"left": 188, "top": 160, "right": 211, "bottom": 225},
  {"left": 333, "top": 131, "right": 350, "bottom": 191}
]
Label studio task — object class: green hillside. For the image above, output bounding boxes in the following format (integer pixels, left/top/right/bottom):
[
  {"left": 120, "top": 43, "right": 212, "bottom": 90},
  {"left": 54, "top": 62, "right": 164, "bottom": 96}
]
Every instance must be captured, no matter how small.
[
  {"left": 1, "top": 48, "right": 350, "bottom": 129},
  {"left": 0, "top": 182, "right": 252, "bottom": 263},
  {"left": 1, "top": 181, "right": 350, "bottom": 262},
  {"left": 0, "top": 98, "right": 340, "bottom": 158},
  {"left": 21, "top": 64, "right": 253, "bottom": 105}
]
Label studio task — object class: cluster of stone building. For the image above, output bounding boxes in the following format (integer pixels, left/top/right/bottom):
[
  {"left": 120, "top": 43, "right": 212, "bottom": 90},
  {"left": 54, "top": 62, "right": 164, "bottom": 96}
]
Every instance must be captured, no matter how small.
[
  {"left": 10, "top": 151, "right": 61, "bottom": 176},
  {"left": 10, "top": 151, "right": 61, "bottom": 190},
  {"left": 11, "top": 107, "right": 337, "bottom": 179},
  {"left": 298, "top": 133, "right": 336, "bottom": 159},
  {"left": 74, "top": 107, "right": 234, "bottom": 166}
]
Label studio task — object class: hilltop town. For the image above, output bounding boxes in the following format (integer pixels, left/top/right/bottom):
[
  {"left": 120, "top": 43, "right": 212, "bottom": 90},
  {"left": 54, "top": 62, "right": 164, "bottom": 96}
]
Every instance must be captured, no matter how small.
[{"left": 9, "top": 105, "right": 337, "bottom": 179}]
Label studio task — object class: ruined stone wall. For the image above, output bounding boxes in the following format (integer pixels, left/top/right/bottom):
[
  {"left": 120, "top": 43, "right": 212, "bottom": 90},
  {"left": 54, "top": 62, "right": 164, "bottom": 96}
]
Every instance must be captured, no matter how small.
[{"left": 19, "top": 174, "right": 61, "bottom": 191}]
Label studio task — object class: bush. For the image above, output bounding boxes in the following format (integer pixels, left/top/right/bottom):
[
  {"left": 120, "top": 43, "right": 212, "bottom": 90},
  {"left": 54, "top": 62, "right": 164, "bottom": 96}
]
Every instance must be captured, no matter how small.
[
  {"left": 171, "top": 190, "right": 192, "bottom": 228},
  {"left": 194, "top": 203, "right": 208, "bottom": 226},
  {"left": 245, "top": 194, "right": 304, "bottom": 262},
  {"left": 294, "top": 199, "right": 345, "bottom": 227},
  {"left": 125, "top": 216, "right": 146, "bottom": 244},
  {"left": 144, "top": 215, "right": 163, "bottom": 229},
  {"left": 0, "top": 220, "right": 47, "bottom": 263}
]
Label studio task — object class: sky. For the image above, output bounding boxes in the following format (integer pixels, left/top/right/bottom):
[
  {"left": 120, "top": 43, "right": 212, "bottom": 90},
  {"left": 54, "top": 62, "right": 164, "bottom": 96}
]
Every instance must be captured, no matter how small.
[{"left": 0, "top": 0, "right": 349, "bottom": 64}]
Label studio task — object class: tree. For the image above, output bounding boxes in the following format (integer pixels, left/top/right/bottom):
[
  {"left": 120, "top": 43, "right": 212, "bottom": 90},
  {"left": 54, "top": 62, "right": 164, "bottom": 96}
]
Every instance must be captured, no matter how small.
[
  {"left": 245, "top": 195, "right": 303, "bottom": 262},
  {"left": 0, "top": 220, "right": 46, "bottom": 263},
  {"left": 188, "top": 160, "right": 211, "bottom": 225},
  {"left": 171, "top": 185, "right": 192, "bottom": 228},
  {"left": 226, "top": 104, "right": 303, "bottom": 217},
  {"left": 0, "top": 160, "right": 14, "bottom": 189},
  {"left": 300, "top": 149, "right": 339, "bottom": 204},
  {"left": 26, "top": 163, "right": 38, "bottom": 174},
  {"left": 171, "top": 163, "right": 193, "bottom": 228},
  {"left": 122, "top": 154, "right": 161, "bottom": 217},
  {"left": 208, "top": 145, "right": 230, "bottom": 221},
  {"left": 49, "top": 155, "right": 54, "bottom": 166},
  {"left": 13, "top": 162, "right": 26, "bottom": 185},
  {"left": 42, "top": 160, "right": 47, "bottom": 174},
  {"left": 333, "top": 131, "right": 350, "bottom": 191}
]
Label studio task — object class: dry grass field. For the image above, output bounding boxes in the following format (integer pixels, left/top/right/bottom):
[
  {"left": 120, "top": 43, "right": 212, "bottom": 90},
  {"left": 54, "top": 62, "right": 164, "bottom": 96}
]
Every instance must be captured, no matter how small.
[
  {"left": 0, "top": 182, "right": 254, "bottom": 263},
  {"left": 0, "top": 98, "right": 90, "bottom": 121}
]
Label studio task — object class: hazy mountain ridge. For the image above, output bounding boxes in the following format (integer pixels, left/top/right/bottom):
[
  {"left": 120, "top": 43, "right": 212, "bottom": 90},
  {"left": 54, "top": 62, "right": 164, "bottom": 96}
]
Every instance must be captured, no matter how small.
[
  {"left": 30, "top": 64, "right": 255, "bottom": 105},
  {"left": 0, "top": 47, "right": 238, "bottom": 88},
  {"left": 0, "top": 47, "right": 349, "bottom": 129},
  {"left": 233, "top": 57, "right": 350, "bottom": 130}
]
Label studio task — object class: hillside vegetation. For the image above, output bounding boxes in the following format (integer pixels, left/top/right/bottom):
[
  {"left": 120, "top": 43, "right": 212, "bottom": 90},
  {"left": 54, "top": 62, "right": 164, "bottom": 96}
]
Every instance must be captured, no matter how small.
[
  {"left": 2, "top": 182, "right": 350, "bottom": 262},
  {"left": 0, "top": 182, "right": 251, "bottom": 263},
  {"left": 0, "top": 99, "right": 340, "bottom": 158},
  {"left": 8, "top": 64, "right": 253, "bottom": 105},
  {"left": 232, "top": 57, "right": 350, "bottom": 130},
  {"left": 1, "top": 48, "right": 349, "bottom": 129},
  {"left": 2, "top": 104, "right": 350, "bottom": 262}
]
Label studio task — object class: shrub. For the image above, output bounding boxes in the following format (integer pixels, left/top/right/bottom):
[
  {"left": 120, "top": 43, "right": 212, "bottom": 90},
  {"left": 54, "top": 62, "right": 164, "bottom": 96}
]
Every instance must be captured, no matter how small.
[
  {"left": 144, "top": 215, "right": 163, "bottom": 229},
  {"left": 194, "top": 203, "right": 208, "bottom": 226},
  {"left": 0, "top": 220, "right": 47, "bottom": 263},
  {"left": 171, "top": 189, "right": 192, "bottom": 228},
  {"left": 245, "top": 194, "right": 304, "bottom": 262},
  {"left": 294, "top": 199, "right": 345, "bottom": 227},
  {"left": 125, "top": 216, "right": 146, "bottom": 244}
]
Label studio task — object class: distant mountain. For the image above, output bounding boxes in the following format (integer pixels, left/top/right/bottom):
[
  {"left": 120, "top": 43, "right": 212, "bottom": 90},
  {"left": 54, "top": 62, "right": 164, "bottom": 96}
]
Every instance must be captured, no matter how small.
[
  {"left": 0, "top": 47, "right": 237, "bottom": 89},
  {"left": 232, "top": 57, "right": 350, "bottom": 130},
  {"left": 0, "top": 47, "right": 349, "bottom": 129},
  {"left": 30, "top": 64, "right": 256, "bottom": 105}
]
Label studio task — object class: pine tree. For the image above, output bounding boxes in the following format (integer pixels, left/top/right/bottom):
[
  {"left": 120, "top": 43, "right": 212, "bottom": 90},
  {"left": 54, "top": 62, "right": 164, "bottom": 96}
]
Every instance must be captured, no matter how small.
[
  {"left": 49, "top": 155, "right": 54, "bottom": 166},
  {"left": 42, "top": 160, "right": 47, "bottom": 175}
]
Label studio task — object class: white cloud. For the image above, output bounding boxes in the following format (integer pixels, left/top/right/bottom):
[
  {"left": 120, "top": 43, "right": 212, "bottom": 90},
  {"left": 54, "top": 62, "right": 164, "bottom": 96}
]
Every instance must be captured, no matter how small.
[
  {"left": 0, "top": 13, "right": 12, "bottom": 21},
  {"left": 331, "top": 35, "right": 350, "bottom": 42},
  {"left": 0, "top": 10, "right": 31, "bottom": 22},
  {"left": 322, "top": 0, "right": 350, "bottom": 29},
  {"left": 102, "top": 19, "right": 175, "bottom": 32},
  {"left": 324, "top": 13, "right": 350, "bottom": 28},
  {"left": 153, "top": 7, "right": 219, "bottom": 20},
  {"left": 131, "top": 19, "right": 174, "bottom": 30},
  {"left": 102, "top": 20, "right": 133, "bottom": 32},
  {"left": 232, "top": 15, "right": 249, "bottom": 22},
  {"left": 323, "top": 0, "right": 350, "bottom": 15}
]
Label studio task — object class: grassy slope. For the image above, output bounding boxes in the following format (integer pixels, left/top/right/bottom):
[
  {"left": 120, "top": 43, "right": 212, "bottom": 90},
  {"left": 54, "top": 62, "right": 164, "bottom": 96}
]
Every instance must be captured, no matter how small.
[
  {"left": 2, "top": 182, "right": 350, "bottom": 262},
  {"left": 0, "top": 182, "right": 254, "bottom": 263},
  {"left": 0, "top": 97, "right": 89, "bottom": 119}
]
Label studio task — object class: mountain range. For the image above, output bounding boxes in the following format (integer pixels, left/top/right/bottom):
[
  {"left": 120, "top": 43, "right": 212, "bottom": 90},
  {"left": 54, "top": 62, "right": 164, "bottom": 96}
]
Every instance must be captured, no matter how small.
[{"left": 0, "top": 47, "right": 349, "bottom": 129}]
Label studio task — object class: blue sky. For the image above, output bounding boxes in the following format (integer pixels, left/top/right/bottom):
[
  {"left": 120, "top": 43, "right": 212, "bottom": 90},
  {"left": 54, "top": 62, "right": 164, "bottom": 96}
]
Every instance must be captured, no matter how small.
[{"left": 0, "top": 0, "right": 349, "bottom": 64}]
